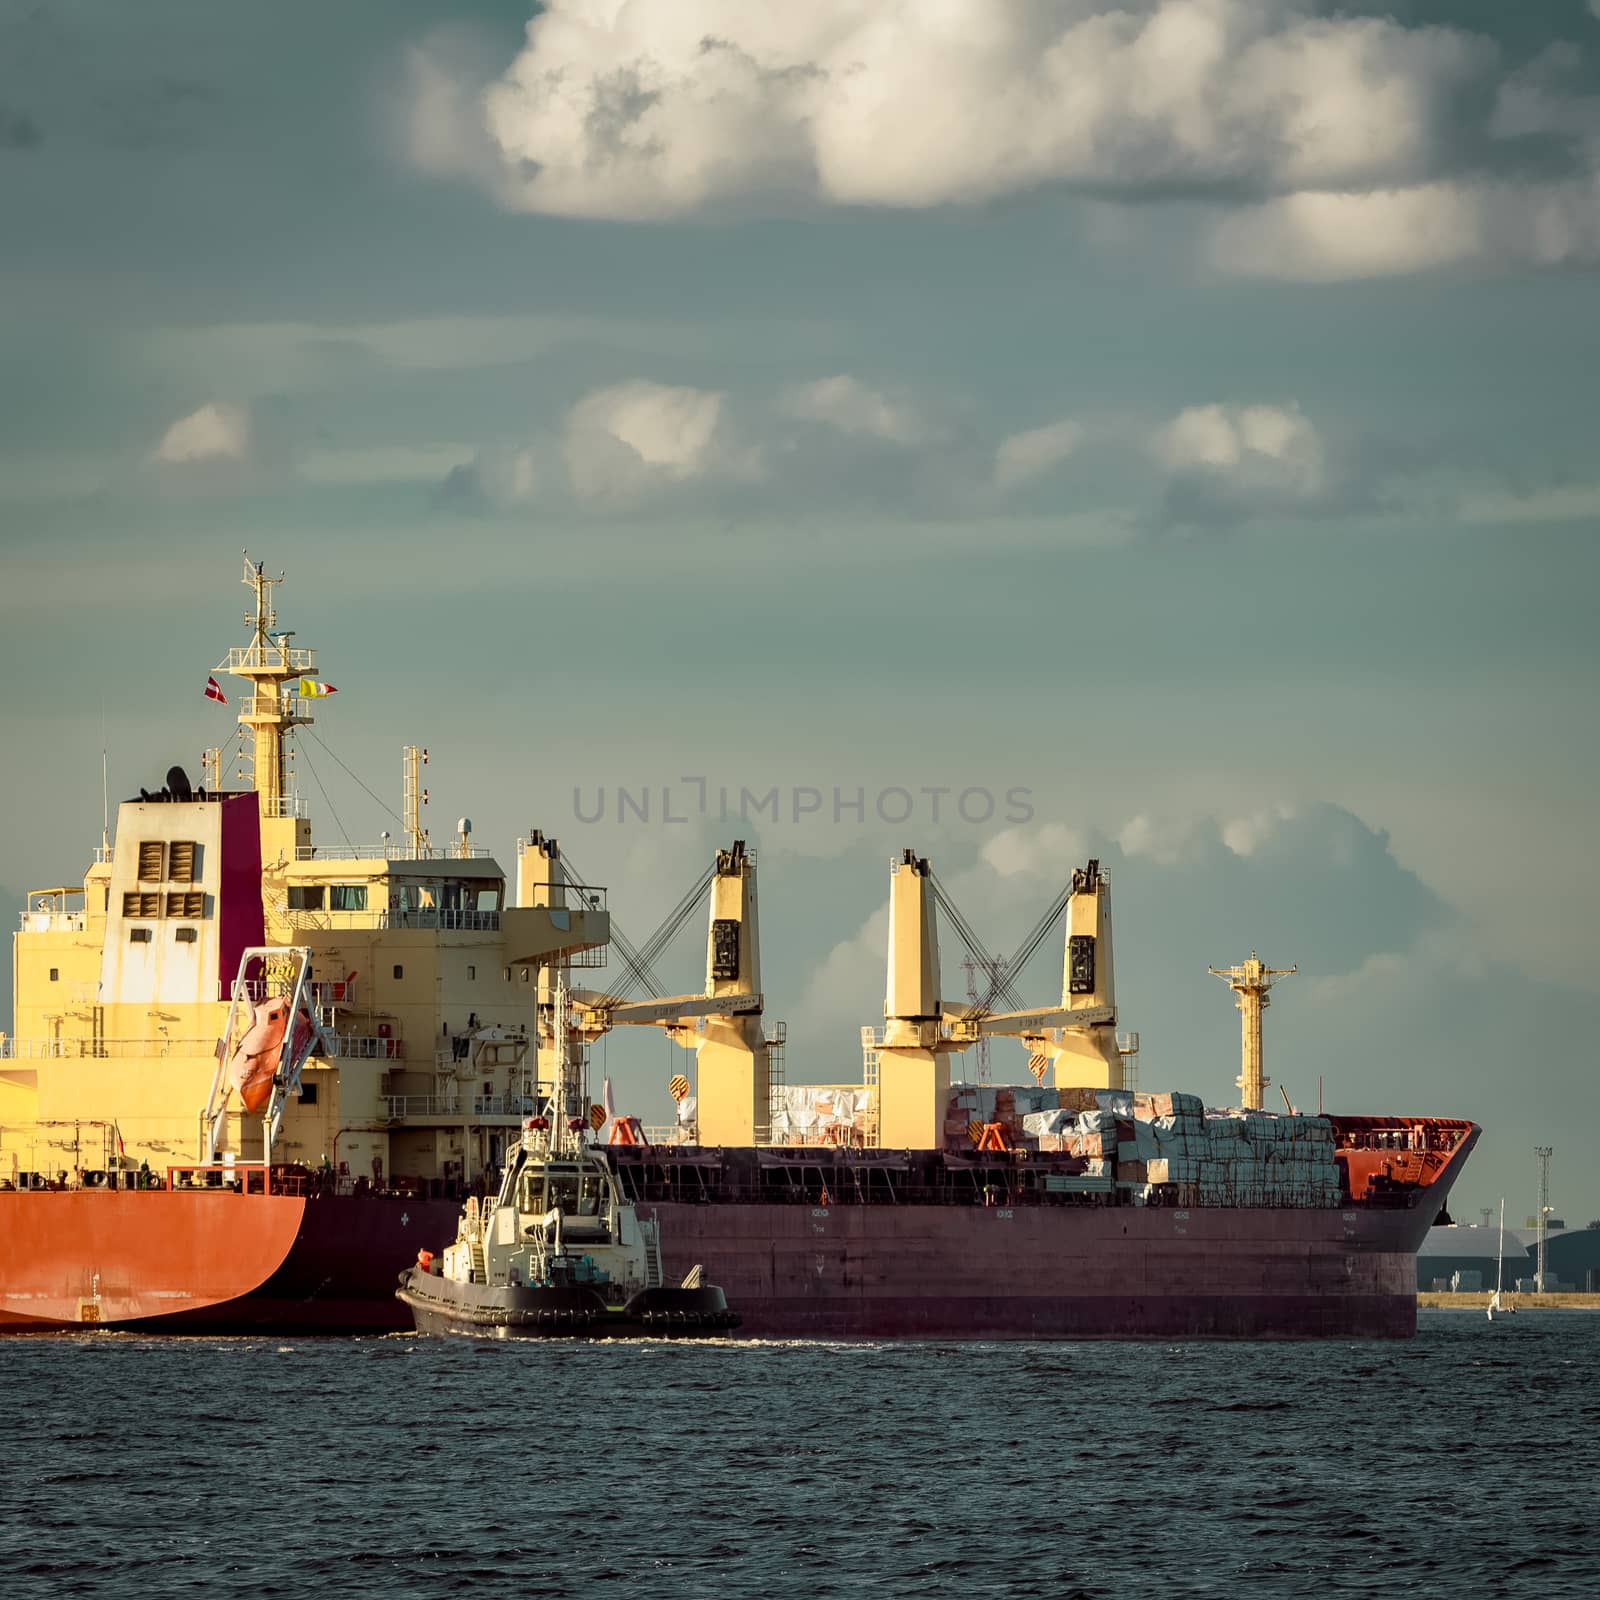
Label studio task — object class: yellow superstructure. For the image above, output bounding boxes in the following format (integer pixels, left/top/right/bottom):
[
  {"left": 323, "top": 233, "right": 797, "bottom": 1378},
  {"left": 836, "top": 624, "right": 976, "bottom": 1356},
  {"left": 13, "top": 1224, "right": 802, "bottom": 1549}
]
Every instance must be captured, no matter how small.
[{"left": 3, "top": 558, "right": 607, "bottom": 1190}]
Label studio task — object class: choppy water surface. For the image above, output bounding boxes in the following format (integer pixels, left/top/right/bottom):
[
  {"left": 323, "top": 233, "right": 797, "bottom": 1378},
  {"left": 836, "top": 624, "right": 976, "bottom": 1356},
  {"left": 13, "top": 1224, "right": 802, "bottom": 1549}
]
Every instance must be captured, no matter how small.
[{"left": 2, "top": 1312, "right": 1594, "bottom": 1600}]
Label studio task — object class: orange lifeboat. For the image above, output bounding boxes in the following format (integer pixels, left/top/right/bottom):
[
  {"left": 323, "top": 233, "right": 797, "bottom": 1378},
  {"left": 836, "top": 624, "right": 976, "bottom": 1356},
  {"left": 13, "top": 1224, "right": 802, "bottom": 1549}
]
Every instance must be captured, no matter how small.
[{"left": 227, "top": 1000, "right": 316, "bottom": 1115}]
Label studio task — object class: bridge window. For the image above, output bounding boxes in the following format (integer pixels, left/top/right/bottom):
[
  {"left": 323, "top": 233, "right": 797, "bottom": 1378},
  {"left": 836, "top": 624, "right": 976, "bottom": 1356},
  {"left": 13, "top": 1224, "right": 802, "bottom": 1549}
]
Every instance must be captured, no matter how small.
[
  {"left": 288, "top": 886, "right": 325, "bottom": 911},
  {"left": 329, "top": 884, "right": 368, "bottom": 912}
]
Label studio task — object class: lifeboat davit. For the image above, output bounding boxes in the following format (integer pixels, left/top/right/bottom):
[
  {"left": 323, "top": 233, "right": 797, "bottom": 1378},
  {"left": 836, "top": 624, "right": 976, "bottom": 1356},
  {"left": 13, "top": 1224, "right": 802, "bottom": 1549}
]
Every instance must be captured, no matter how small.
[{"left": 228, "top": 1000, "right": 315, "bottom": 1115}]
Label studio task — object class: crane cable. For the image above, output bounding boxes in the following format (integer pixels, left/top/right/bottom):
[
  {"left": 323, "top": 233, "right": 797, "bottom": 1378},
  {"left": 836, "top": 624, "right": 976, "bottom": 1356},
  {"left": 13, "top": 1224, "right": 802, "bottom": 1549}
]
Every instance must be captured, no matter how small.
[
  {"left": 959, "top": 880, "right": 1075, "bottom": 1020},
  {"left": 632, "top": 865, "right": 716, "bottom": 978},
  {"left": 928, "top": 873, "right": 1026, "bottom": 1013},
  {"left": 556, "top": 850, "right": 666, "bottom": 1000},
  {"left": 559, "top": 854, "right": 714, "bottom": 1002}
]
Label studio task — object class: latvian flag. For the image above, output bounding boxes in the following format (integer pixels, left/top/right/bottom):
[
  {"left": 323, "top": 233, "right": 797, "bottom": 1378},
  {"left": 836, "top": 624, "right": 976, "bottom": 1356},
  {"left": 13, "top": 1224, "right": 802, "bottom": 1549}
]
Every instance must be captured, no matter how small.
[
  {"left": 297, "top": 679, "right": 337, "bottom": 698},
  {"left": 204, "top": 675, "right": 228, "bottom": 705}
]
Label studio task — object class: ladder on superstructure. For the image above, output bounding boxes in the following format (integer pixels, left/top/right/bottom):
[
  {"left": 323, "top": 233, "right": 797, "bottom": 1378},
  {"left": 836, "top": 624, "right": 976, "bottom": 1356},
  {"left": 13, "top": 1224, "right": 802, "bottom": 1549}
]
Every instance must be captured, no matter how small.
[
  {"left": 860, "top": 1026, "right": 882, "bottom": 1147},
  {"left": 764, "top": 1020, "right": 788, "bottom": 1145}
]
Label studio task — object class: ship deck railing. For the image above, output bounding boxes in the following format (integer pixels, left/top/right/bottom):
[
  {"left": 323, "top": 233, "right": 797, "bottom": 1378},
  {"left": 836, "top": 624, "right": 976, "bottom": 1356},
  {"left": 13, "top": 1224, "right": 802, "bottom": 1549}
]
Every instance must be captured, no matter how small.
[
  {"left": 0, "top": 1036, "right": 219, "bottom": 1060},
  {"left": 291, "top": 843, "right": 494, "bottom": 862},
  {"left": 17, "top": 911, "right": 90, "bottom": 932},
  {"left": 324, "top": 1035, "right": 403, "bottom": 1060},
  {"left": 280, "top": 907, "right": 503, "bottom": 931},
  {"left": 382, "top": 1093, "right": 538, "bottom": 1120},
  {"left": 219, "top": 645, "right": 317, "bottom": 674}
]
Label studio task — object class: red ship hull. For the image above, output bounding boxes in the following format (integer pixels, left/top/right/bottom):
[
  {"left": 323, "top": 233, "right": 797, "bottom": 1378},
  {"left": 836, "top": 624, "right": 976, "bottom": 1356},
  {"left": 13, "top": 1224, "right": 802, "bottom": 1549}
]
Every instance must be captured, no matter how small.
[
  {"left": 648, "top": 1197, "right": 1427, "bottom": 1339},
  {"left": 0, "top": 1126, "right": 1476, "bottom": 1339},
  {"left": 0, "top": 1188, "right": 308, "bottom": 1330}
]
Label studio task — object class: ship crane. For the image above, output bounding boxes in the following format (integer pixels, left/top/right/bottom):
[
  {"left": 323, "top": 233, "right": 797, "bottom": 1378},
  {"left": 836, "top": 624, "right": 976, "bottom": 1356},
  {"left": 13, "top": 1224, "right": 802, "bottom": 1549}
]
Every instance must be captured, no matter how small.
[
  {"left": 940, "top": 859, "right": 1119, "bottom": 1081},
  {"left": 570, "top": 842, "right": 776, "bottom": 1146},
  {"left": 1208, "top": 953, "right": 1297, "bottom": 1111},
  {"left": 873, "top": 851, "right": 1125, "bottom": 1149}
]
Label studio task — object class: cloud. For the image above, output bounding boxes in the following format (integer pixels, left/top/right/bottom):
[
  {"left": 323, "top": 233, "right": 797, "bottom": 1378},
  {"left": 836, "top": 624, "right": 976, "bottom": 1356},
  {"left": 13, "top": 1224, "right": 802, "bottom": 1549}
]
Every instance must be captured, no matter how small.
[
  {"left": 980, "top": 801, "right": 1447, "bottom": 984},
  {"left": 412, "top": 1, "right": 1515, "bottom": 222},
  {"left": 402, "top": 4, "right": 1600, "bottom": 283},
  {"left": 437, "top": 445, "right": 539, "bottom": 511},
  {"left": 1210, "top": 40, "right": 1600, "bottom": 278},
  {"left": 1148, "top": 401, "right": 1344, "bottom": 527},
  {"left": 1211, "top": 176, "right": 1600, "bottom": 280},
  {"left": 562, "top": 379, "right": 760, "bottom": 503},
  {"left": 153, "top": 402, "right": 249, "bottom": 465},
  {"left": 994, "top": 419, "right": 1083, "bottom": 492},
  {"left": 436, "top": 371, "right": 963, "bottom": 516},
  {"left": 779, "top": 375, "right": 926, "bottom": 446}
]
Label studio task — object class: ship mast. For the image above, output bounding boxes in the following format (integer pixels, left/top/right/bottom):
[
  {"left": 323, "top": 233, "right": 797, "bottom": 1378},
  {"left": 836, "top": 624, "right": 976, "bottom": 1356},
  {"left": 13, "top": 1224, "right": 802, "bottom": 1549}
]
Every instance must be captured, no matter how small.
[
  {"left": 219, "top": 555, "right": 316, "bottom": 821},
  {"left": 1208, "top": 952, "right": 1297, "bottom": 1111}
]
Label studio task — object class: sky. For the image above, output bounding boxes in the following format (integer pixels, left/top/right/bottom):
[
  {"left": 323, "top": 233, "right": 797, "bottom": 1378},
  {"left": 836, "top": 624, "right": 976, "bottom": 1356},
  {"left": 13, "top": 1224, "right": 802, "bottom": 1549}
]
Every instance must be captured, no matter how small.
[{"left": 2, "top": 0, "right": 1598, "bottom": 1223}]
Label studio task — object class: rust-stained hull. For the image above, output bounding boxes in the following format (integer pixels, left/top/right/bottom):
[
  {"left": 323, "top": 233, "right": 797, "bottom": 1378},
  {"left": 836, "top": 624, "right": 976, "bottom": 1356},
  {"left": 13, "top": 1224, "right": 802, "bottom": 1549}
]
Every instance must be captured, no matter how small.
[{"left": 0, "top": 1127, "right": 1475, "bottom": 1339}]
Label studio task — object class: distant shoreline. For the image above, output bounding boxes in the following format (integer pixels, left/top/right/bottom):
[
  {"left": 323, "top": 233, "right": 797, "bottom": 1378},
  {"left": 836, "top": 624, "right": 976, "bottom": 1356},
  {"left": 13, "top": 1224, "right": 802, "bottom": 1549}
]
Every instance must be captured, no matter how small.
[{"left": 1418, "top": 1292, "right": 1600, "bottom": 1311}]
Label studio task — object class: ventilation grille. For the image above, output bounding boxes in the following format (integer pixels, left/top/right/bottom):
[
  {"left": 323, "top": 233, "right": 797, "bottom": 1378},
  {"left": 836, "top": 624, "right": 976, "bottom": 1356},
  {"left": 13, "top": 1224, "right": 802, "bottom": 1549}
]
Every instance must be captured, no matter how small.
[
  {"left": 123, "top": 891, "right": 161, "bottom": 917},
  {"left": 168, "top": 841, "right": 197, "bottom": 881},
  {"left": 165, "top": 891, "right": 204, "bottom": 918},
  {"left": 136, "top": 841, "right": 165, "bottom": 882}
]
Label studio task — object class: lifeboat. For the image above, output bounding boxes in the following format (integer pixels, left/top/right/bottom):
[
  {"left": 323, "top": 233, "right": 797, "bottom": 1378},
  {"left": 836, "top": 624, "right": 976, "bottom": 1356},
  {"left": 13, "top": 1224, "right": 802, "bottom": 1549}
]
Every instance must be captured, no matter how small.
[{"left": 228, "top": 999, "right": 316, "bottom": 1115}]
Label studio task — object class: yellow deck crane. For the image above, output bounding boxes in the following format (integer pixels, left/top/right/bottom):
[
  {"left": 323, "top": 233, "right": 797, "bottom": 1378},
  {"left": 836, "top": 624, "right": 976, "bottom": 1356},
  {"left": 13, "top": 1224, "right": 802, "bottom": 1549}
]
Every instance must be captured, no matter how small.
[
  {"left": 872, "top": 851, "right": 1118, "bottom": 1148},
  {"left": 570, "top": 842, "right": 776, "bottom": 1145},
  {"left": 942, "top": 858, "right": 1120, "bottom": 1088}
]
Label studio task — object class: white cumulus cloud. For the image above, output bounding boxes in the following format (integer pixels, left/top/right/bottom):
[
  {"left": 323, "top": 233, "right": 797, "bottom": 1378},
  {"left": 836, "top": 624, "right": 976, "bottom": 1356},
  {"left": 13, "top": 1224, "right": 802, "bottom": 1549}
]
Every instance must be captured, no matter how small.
[
  {"left": 411, "top": 1, "right": 1503, "bottom": 222},
  {"left": 778, "top": 375, "right": 926, "bottom": 445},
  {"left": 562, "top": 379, "right": 759, "bottom": 502},
  {"left": 994, "top": 419, "right": 1083, "bottom": 491},
  {"left": 1150, "top": 401, "right": 1336, "bottom": 525},
  {"left": 154, "top": 402, "right": 249, "bottom": 465},
  {"left": 1211, "top": 178, "right": 1600, "bottom": 281}
]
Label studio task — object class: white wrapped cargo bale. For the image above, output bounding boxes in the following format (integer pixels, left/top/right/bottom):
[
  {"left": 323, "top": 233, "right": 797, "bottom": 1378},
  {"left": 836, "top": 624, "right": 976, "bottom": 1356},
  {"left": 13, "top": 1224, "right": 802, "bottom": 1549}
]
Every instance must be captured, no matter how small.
[
  {"left": 1096, "top": 1089, "right": 1134, "bottom": 1117},
  {"left": 1021, "top": 1108, "right": 1073, "bottom": 1136}
]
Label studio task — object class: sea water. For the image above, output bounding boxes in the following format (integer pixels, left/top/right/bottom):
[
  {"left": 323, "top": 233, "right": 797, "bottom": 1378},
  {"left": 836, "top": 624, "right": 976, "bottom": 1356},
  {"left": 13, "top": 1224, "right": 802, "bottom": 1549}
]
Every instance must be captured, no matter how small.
[{"left": 1, "top": 1312, "right": 1594, "bottom": 1600}]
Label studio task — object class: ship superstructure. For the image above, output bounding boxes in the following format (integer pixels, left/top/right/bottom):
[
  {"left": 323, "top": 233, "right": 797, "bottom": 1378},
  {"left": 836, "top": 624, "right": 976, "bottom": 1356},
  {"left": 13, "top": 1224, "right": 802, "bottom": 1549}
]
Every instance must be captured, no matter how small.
[{"left": 3, "top": 558, "right": 607, "bottom": 1197}]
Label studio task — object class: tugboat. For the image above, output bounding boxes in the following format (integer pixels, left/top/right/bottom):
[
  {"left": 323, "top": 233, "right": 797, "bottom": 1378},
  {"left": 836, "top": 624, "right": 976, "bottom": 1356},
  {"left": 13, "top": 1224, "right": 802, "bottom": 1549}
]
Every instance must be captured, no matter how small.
[{"left": 396, "top": 1113, "right": 738, "bottom": 1339}]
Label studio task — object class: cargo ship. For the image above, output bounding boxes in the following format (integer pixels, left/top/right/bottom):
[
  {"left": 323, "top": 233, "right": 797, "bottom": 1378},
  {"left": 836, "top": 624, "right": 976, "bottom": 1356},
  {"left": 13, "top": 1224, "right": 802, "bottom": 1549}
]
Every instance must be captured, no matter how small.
[{"left": 0, "top": 559, "right": 1477, "bottom": 1337}]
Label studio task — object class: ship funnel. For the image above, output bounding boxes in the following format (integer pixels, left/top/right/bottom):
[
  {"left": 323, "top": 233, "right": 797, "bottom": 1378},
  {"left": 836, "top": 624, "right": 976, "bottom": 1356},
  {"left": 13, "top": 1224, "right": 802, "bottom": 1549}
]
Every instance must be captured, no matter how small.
[{"left": 516, "top": 829, "right": 564, "bottom": 909}]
